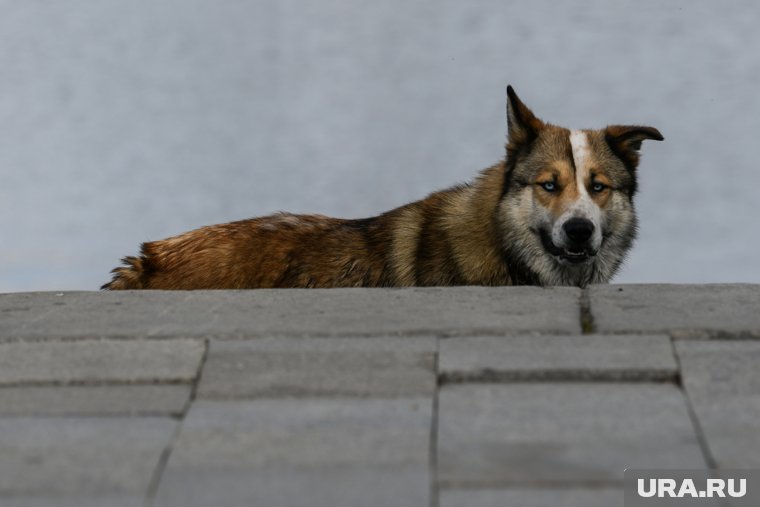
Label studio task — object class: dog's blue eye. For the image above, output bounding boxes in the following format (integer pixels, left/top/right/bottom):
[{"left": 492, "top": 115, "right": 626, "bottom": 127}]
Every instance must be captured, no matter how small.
[
  {"left": 591, "top": 183, "right": 606, "bottom": 192},
  {"left": 541, "top": 182, "right": 556, "bottom": 192}
]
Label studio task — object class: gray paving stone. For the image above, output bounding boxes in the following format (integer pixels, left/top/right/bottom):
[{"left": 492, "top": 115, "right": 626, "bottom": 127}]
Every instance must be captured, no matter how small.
[
  {"left": 440, "top": 488, "right": 623, "bottom": 507},
  {"left": 439, "top": 335, "right": 677, "bottom": 382},
  {"left": 197, "top": 336, "right": 435, "bottom": 399},
  {"left": 0, "top": 417, "right": 177, "bottom": 495},
  {"left": 166, "top": 398, "right": 431, "bottom": 468},
  {"left": 437, "top": 383, "right": 706, "bottom": 486},
  {"left": 676, "top": 341, "right": 760, "bottom": 468},
  {"left": 155, "top": 399, "right": 431, "bottom": 506},
  {"left": 174, "top": 287, "right": 580, "bottom": 337},
  {"left": 0, "top": 385, "right": 191, "bottom": 416},
  {"left": 0, "top": 291, "right": 191, "bottom": 339},
  {"left": 0, "top": 287, "right": 582, "bottom": 339},
  {"left": 154, "top": 465, "right": 428, "bottom": 507},
  {"left": 676, "top": 341, "right": 760, "bottom": 395},
  {"left": 0, "top": 338, "right": 205, "bottom": 385},
  {"left": 589, "top": 284, "right": 760, "bottom": 337}
]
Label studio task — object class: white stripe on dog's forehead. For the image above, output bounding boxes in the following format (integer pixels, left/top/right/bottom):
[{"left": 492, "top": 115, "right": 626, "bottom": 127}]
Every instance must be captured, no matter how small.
[
  {"left": 569, "top": 130, "right": 591, "bottom": 175},
  {"left": 569, "top": 130, "right": 591, "bottom": 194}
]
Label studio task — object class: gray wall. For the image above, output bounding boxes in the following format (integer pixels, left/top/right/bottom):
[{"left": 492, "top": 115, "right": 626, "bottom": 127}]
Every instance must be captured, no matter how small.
[{"left": 1, "top": 0, "right": 759, "bottom": 291}]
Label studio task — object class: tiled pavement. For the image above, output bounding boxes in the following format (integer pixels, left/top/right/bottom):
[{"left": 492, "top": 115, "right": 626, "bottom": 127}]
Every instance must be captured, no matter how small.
[{"left": 0, "top": 285, "right": 758, "bottom": 506}]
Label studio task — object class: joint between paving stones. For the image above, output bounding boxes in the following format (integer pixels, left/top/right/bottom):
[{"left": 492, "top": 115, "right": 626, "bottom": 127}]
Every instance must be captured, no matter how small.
[
  {"left": 429, "top": 337, "right": 440, "bottom": 507},
  {"left": 144, "top": 338, "right": 211, "bottom": 506},
  {"left": 0, "top": 378, "right": 198, "bottom": 389},
  {"left": 668, "top": 337, "right": 718, "bottom": 469},
  {"left": 438, "top": 369, "right": 680, "bottom": 385},
  {"left": 185, "top": 338, "right": 211, "bottom": 411},
  {"left": 579, "top": 288, "right": 595, "bottom": 335}
]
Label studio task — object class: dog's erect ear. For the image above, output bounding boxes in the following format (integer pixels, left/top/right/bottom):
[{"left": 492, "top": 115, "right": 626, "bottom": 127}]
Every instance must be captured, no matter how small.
[
  {"left": 506, "top": 85, "right": 545, "bottom": 149},
  {"left": 605, "top": 125, "right": 664, "bottom": 171}
]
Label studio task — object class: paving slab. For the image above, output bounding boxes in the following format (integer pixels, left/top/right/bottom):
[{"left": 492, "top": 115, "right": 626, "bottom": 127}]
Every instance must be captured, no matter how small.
[
  {"left": 440, "top": 488, "right": 623, "bottom": 507},
  {"left": 676, "top": 341, "right": 760, "bottom": 468},
  {"left": 154, "top": 465, "right": 428, "bottom": 507},
  {"left": 0, "top": 417, "right": 177, "bottom": 495},
  {"left": 437, "top": 383, "right": 706, "bottom": 486},
  {"left": 0, "top": 287, "right": 582, "bottom": 338},
  {"left": 0, "top": 385, "right": 191, "bottom": 416},
  {"left": 0, "top": 291, "right": 193, "bottom": 339},
  {"left": 439, "top": 335, "right": 677, "bottom": 382},
  {"left": 165, "top": 398, "right": 431, "bottom": 468},
  {"left": 197, "top": 336, "right": 435, "bottom": 399},
  {"left": 155, "top": 399, "right": 431, "bottom": 506},
  {"left": 589, "top": 284, "right": 760, "bottom": 337},
  {"left": 0, "top": 338, "right": 205, "bottom": 385}
]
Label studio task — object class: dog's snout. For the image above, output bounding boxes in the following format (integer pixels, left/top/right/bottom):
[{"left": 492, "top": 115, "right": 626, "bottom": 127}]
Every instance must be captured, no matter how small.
[{"left": 563, "top": 218, "right": 595, "bottom": 244}]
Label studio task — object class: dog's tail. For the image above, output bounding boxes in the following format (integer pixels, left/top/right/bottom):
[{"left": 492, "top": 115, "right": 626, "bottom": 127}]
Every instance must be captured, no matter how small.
[{"left": 101, "top": 245, "right": 152, "bottom": 290}]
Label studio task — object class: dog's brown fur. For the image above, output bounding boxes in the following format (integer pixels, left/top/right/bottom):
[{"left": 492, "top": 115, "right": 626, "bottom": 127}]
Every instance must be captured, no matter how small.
[
  {"left": 104, "top": 167, "right": 511, "bottom": 289},
  {"left": 103, "top": 87, "right": 662, "bottom": 290}
]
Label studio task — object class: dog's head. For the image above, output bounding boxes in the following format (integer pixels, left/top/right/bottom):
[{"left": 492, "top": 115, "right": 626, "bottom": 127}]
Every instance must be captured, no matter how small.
[{"left": 499, "top": 86, "right": 663, "bottom": 287}]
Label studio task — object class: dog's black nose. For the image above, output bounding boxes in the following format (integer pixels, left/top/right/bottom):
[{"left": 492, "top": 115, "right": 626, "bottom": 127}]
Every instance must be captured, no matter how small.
[{"left": 563, "top": 218, "right": 595, "bottom": 244}]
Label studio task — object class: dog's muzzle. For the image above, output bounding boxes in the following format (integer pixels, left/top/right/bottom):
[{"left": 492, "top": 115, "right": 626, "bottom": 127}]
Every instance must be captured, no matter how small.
[{"left": 539, "top": 221, "right": 598, "bottom": 264}]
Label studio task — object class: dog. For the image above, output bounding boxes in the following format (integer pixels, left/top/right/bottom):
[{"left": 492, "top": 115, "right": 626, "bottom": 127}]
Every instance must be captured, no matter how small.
[{"left": 103, "top": 86, "right": 662, "bottom": 290}]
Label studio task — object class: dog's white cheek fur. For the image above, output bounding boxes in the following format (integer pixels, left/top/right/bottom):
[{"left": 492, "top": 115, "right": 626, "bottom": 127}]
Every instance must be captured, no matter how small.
[
  {"left": 499, "top": 188, "right": 574, "bottom": 285},
  {"left": 594, "top": 192, "right": 638, "bottom": 281}
]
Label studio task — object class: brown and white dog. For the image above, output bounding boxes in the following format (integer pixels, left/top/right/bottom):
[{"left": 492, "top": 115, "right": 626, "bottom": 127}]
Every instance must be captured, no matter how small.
[{"left": 103, "top": 86, "right": 662, "bottom": 290}]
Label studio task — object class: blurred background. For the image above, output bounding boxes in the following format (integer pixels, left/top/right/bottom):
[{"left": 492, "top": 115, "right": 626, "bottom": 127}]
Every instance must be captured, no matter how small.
[{"left": 1, "top": 0, "right": 759, "bottom": 292}]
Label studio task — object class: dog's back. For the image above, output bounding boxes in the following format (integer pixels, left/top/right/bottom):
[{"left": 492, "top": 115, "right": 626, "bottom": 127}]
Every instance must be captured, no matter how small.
[{"left": 104, "top": 213, "right": 395, "bottom": 290}]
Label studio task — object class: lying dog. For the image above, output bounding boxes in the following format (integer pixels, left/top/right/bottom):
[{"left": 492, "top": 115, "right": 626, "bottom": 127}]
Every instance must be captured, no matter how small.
[{"left": 103, "top": 86, "right": 662, "bottom": 290}]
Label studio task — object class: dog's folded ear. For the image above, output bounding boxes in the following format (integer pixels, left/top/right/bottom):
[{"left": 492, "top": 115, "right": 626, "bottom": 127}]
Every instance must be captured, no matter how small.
[
  {"left": 606, "top": 125, "right": 664, "bottom": 150},
  {"left": 506, "top": 85, "right": 545, "bottom": 150},
  {"left": 605, "top": 125, "right": 664, "bottom": 171}
]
